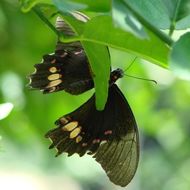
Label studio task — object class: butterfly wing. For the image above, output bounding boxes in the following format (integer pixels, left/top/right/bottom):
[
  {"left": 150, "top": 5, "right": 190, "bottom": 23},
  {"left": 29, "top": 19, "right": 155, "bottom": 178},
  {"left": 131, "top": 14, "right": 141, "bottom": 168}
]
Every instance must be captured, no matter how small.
[
  {"left": 29, "top": 48, "right": 94, "bottom": 94},
  {"left": 94, "top": 85, "right": 139, "bottom": 187},
  {"left": 28, "top": 14, "right": 94, "bottom": 95},
  {"left": 45, "top": 84, "right": 139, "bottom": 186}
]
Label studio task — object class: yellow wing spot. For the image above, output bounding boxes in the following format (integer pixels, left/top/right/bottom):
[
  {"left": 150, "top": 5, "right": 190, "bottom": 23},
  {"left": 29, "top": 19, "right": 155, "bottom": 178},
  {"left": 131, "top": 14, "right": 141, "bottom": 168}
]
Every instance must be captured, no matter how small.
[
  {"left": 76, "top": 135, "right": 82, "bottom": 143},
  {"left": 49, "top": 67, "right": 57, "bottom": 73},
  {"left": 49, "top": 87, "right": 56, "bottom": 93},
  {"left": 62, "top": 121, "right": 78, "bottom": 131},
  {"left": 48, "top": 74, "right": 62, "bottom": 81},
  {"left": 60, "top": 117, "right": 69, "bottom": 125},
  {"left": 70, "top": 127, "right": 82, "bottom": 139},
  {"left": 46, "top": 79, "right": 62, "bottom": 88}
]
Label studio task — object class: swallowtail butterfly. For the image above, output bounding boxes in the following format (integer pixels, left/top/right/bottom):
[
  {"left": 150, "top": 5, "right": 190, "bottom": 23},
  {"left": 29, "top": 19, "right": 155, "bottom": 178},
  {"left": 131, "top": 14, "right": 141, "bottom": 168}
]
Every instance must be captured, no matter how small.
[{"left": 29, "top": 12, "right": 139, "bottom": 187}]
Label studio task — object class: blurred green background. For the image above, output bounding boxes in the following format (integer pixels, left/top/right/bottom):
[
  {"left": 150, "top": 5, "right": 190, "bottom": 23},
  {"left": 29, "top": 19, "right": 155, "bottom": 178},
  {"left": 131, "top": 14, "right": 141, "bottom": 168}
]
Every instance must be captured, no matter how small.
[{"left": 0, "top": 1, "right": 190, "bottom": 190}]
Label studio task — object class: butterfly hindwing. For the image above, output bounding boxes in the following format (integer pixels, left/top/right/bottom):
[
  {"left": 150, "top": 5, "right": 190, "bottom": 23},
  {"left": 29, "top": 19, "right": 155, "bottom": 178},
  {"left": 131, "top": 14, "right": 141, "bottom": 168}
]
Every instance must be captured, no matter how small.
[
  {"left": 45, "top": 84, "right": 139, "bottom": 186},
  {"left": 28, "top": 14, "right": 94, "bottom": 95},
  {"left": 94, "top": 85, "right": 139, "bottom": 186},
  {"left": 29, "top": 48, "right": 94, "bottom": 94}
]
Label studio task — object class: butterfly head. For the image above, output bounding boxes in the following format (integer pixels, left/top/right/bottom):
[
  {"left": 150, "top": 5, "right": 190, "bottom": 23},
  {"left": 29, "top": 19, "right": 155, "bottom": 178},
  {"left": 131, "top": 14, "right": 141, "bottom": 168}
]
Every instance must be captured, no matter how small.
[{"left": 110, "top": 68, "right": 124, "bottom": 83}]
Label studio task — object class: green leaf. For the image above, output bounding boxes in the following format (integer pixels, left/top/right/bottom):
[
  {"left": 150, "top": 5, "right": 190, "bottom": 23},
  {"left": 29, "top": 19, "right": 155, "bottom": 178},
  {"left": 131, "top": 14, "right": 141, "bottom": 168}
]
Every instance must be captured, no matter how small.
[
  {"left": 122, "top": 0, "right": 190, "bottom": 30},
  {"left": 52, "top": 0, "right": 110, "bottom": 13},
  {"left": 169, "top": 32, "right": 190, "bottom": 80},
  {"left": 52, "top": 0, "right": 86, "bottom": 12},
  {"left": 60, "top": 14, "right": 110, "bottom": 110},
  {"left": 123, "top": 0, "right": 170, "bottom": 29},
  {"left": 59, "top": 13, "right": 86, "bottom": 35},
  {"left": 162, "top": 0, "right": 190, "bottom": 34},
  {"left": 176, "top": 15, "right": 190, "bottom": 29},
  {"left": 33, "top": 6, "right": 59, "bottom": 36},
  {"left": 163, "top": 0, "right": 190, "bottom": 21},
  {"left": 83, "top": 15, "right": 169, "bottom": 67},
  {"left": 177, "top": 0, "right": 190, "bottom": 20},
  {"left": 20, "top": 0, "right": 53, "bottom": 12},
  {"left": 114, "top": 1, "right": 173, "bottom": 46},
  {"left": 82, "top": 42, "right": 110, "bottom": 110},
  {"left": 112, "top": 0, "right": 148, "bottom": 39}
]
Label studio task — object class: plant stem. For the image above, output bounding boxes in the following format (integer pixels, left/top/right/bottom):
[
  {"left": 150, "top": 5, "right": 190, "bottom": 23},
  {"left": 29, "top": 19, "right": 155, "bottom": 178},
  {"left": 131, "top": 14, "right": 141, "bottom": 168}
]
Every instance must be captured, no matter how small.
[
  {"left": 33, "top": 6, "right": 60, "bottom": 36},
  {"left": 169, "top": 0, "right": 181, "bottom": 36}
]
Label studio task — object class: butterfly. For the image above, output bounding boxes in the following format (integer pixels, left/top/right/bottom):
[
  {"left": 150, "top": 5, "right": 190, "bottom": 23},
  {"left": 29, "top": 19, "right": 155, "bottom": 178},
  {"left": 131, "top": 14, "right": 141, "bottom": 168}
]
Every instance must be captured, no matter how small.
[{"left": 28, "top": 13, "right": 139, "bottom": 187}]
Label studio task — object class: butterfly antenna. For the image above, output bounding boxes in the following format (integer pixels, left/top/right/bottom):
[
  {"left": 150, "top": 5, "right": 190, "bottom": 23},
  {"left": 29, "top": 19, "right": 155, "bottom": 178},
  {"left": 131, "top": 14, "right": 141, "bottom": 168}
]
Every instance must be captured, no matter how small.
[
  {"left": 123, "top": 57, "right": 138, "bottom": 72},
  {"left": 124, "top": 74, "right": 157, "bottom": 84}
]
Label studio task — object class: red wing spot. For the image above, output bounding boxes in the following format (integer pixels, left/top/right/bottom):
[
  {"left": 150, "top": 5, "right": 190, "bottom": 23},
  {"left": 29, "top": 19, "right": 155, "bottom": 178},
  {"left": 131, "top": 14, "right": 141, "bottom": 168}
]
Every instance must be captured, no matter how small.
[
  {"left": 92, "top": 139, "right": 100, "bottom": 144},
  {"left": 104, "top": 130, "right": 112, "bottom": 135}
]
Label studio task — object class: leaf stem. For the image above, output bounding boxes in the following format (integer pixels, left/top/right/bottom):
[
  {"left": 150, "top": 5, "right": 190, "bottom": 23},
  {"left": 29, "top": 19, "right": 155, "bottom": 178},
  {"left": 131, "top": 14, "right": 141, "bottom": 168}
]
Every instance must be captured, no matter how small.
[
  {"left": 33, "top": 6, "right": 60, "bottom": 36},
  {"left": 169, "top": 0, "right": 181, "bottom": 36}
]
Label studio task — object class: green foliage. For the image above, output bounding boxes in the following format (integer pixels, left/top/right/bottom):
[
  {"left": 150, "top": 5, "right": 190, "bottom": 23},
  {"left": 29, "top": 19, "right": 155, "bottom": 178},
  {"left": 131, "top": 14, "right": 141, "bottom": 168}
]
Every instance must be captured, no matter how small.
[
  {"left": 20, "top": 0, "right": 111, "bottom": 12},
  {"left": 165, "top": 0, "right": 190, "bottom": 21},
  {"left": 81, "top": 42, "right": 110, "bottom": 110},
  {"left": 52, "top": 0, "right": 110, "bottom": 12},
  {"left": 1, "top": 1, "right": 190, "bottom": 189},
  {"left": 122, "top": 0, "right": 190, "bottom": 29},
  {"left": 170, "top": 32, "right": 190, "bottom": 80},
  {"left": 112, "top": 0, "right": 148, "bottom": 39},
  {"left": 20, "top": 0, "right": 53, "bottom": 12},
  {"left": 19, "top": 0, "right": 190, "bottom": 110},
  {"left": 82, "top": 16, "right": 169, "bottom": 66}
]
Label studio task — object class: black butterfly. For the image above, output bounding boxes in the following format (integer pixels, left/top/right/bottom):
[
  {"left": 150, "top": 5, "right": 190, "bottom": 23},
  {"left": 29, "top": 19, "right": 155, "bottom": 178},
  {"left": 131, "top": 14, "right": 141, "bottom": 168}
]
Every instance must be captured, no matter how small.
[{"left": 29, "top": 13, "right": 139, "bottom": 187}]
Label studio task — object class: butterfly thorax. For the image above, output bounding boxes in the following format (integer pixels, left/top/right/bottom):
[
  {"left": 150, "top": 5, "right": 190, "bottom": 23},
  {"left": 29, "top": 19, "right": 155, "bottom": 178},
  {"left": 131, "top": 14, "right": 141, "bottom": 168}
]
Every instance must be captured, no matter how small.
[{"left": 110, "top": 68, "right": 124, "bottom": 84}]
